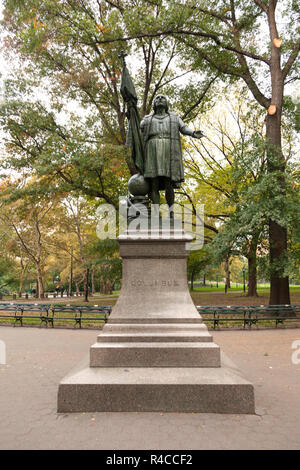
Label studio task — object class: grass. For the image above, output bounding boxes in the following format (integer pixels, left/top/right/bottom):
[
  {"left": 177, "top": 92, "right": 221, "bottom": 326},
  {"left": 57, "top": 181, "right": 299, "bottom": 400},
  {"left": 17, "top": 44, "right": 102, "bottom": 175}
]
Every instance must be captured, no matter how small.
[
  {"left": 0, "top": 317, "right": 107, "bottom": 329},
  {"left": 2, "top": 290, "right": 300, "bottom": 308},
  {"left": 191, "top": 290, "right": 300, "bottom": 306},
  {"left": 191, "top": 284, "right": 300, "bottom": 293},
  {"left": 200, "top": 317, "right": 300, "bottom": 329},
  {"left": 2, "top": 286, "right": 299, "bottom": 302}
]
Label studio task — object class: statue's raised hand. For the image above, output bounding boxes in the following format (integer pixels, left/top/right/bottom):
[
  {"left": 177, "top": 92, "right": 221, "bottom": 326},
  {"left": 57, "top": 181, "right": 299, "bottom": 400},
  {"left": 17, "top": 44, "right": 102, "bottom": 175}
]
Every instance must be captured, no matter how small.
[{"left": 192, "top": 130, "right": 205, "bottom": 139}]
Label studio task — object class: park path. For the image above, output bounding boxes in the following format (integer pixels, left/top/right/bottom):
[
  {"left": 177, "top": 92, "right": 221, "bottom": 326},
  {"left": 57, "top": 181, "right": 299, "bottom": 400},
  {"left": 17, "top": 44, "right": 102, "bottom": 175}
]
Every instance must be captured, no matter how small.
[{"left": 0, "top": 326, "right": 299, "bottom": 449}]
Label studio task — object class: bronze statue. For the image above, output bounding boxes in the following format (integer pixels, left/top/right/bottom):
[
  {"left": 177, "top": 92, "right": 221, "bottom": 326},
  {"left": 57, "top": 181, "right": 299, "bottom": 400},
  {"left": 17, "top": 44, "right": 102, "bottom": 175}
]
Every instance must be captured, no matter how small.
[
  {"left": 141, "top": 94, "right": 203, "bottom": 215},
  {"left": 120, "top": 53, "right": 203, "bottom": 218}
]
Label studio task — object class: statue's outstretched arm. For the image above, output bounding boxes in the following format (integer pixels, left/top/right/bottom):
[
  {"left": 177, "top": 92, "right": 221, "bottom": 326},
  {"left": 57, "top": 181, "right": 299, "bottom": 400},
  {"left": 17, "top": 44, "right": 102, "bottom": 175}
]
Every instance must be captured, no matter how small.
[{"left": 178, "top": 117, "right": 204, "bottom": 139}]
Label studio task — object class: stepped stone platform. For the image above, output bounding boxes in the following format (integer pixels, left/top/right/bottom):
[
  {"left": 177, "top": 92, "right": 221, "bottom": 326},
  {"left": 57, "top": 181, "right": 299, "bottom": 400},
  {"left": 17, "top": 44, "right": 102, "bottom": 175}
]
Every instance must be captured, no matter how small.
[{"left": 58, "top": 228, "right": 255, "bottom": 414}]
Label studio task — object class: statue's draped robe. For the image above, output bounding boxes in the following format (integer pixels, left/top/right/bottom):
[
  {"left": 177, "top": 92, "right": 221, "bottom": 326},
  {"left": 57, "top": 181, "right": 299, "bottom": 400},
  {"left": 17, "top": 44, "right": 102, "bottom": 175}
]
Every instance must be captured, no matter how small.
[{"left": 141, "top": 112, "right": 195, "bottom": 189}]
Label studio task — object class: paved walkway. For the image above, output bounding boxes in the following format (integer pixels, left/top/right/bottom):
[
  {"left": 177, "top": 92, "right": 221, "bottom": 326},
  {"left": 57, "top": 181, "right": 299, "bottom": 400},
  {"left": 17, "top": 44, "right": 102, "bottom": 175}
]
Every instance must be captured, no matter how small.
[{"left": 0, "top": 326, "right": 299, "bottom": 450}]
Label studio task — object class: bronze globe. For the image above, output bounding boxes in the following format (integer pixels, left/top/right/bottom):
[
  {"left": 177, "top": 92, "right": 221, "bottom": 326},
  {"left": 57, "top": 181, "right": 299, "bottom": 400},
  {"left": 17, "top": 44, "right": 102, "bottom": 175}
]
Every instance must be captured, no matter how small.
[{"left": 128, "top": 174, "right": 150, "bottom": 196}]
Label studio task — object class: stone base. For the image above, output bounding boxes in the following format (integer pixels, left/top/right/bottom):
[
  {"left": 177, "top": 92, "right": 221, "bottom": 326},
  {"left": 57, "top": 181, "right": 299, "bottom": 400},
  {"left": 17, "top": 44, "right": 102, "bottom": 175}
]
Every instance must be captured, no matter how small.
[
  {"left": 57, "top": 354, "right": 255, "bottom": 414},
  {"left": 57, "top": 228, "right": 255, "bottom": 414}
]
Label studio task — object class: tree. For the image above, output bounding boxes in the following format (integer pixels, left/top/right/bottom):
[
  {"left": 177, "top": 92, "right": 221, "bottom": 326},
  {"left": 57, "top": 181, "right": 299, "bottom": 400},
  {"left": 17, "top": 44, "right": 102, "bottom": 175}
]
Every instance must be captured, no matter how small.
[
  {"left": 0, "top": 0, "right": 215, "bottom": 207},
  {"left": 0, "top": 179, "right": 60, "bottom": 298},
  {"left": 182, "top": 81, "right": 299, "bottom": 299},
  {"left": 89, "top": 239, "right": 122, "bottom": 295},
  {"left": 0, "top": 253, "right": 18, "bottom": 295},
  {"left": 90, "top": 0, "right": 299, "bottom": 303},
  {"left": 1, "top": 1, "right": 299, "bottom": 303},
  {"left": 6, "top": 239, "right": 32, "bottom": 297},
  {"left": 47, "top": 196, "right": 100, "bottom": 301},
  {"left": 187, "top": 249, "right": 211, "bottom": 290}
]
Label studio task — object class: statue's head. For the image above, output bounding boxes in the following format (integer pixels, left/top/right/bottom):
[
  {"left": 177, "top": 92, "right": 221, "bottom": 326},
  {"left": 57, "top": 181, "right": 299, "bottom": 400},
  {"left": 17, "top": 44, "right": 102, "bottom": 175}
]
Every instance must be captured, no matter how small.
[{"left": 153, "top": 94, "right": 169, "bottom": 113}]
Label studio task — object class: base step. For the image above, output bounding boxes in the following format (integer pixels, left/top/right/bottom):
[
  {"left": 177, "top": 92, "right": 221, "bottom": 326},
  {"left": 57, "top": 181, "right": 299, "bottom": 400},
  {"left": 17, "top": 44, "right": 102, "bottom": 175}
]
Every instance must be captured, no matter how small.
[
  {"left": 103, "top": 323, "right": 209, "bottom": 333},
  {"left": 97, "top": 331, "right": 213, "bottom": 343},
  {"left": 90, "top": 341, "right": 221, "bottom": 367},
  {"left": 58, "top": 357, "right": 255, "bottom": 414}
]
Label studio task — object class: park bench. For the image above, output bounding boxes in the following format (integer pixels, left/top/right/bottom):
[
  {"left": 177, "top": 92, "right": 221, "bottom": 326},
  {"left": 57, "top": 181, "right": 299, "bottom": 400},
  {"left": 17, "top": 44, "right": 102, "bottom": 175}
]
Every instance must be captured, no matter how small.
[
  {"left": 0, "top": 303, "right": 52, "bottom": 327},
  {"left": 197, "top": 304, "right": 300, "bottom": 329},
  {"left": 247, "top": 305, "right": 299, "bottom": 328},
  {"left": 197, "top": 305, "right": 249, "bottom": 329},
  {"left": 1, "top": 302, "right": 299, "bottom": 329},
  {"left": 49, "top": 304, "right": 112, "bottom": 328},
  {"left": 195, "top": 306, "right": 221, "bottom": 329},
  {"left": 0, "top": 303, "right": 111, "bottom": 328},
  {"left": 16, "top": 303, "right": 52, "bottom": 327},
  {"left": 73, "top": 305, "right": 111, "bottom": 328},
  {"left": 0, "top": 303, "right": 23, "bottom": 326}
]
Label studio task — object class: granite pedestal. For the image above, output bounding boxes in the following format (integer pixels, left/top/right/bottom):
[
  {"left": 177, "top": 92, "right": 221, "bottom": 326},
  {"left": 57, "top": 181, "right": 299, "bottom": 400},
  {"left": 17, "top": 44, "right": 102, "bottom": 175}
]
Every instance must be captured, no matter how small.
[{"left": 58, "top": 228, "right": 255, "bottom": 413}]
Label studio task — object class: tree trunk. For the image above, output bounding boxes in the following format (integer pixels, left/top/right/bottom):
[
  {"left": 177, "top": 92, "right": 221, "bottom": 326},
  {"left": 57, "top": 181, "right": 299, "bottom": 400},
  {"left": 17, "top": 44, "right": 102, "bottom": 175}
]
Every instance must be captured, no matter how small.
[
  {"left": 36, "top": 265, "right": 44, "bottom": 299},
  {"left": 69, "top": 248, "right": 73, "bottom": 296},
  {"left": 266, "top": 115, "right": 290, "bottom": 305},
  {"left": 18, "top": 258, "right": 27, "bottom": 298},
  {"left": 191, "top": 272, "right": 194, "bottom": 291},
  {"left": 91, "top": 268, "right": 95, "bottom": 295},
  {"left": 68, "top": 276, "right": 72, "bottom": 296},
  {"left": 247, "top": 235, "right": 259, "bottom": 297},
  {"left": 268, "top": 218, "right": 290, "bottom": 304},
  {"left": 265, "top": 5, "right": 290, "bottom": 305},
  {"left": 84, "top": 268, "right": 89, "bottom": 302},
  {"left": 75, "top": 281, "right": 80, "bottom": 296},
  {"left": 100, "top": 279, "right": 113, "bottom": 295},
  {"left": 247, "top": 257, "right": 258, "bottom": 297},
  {"left": 105, "top": 280, "right": 113, "bottom": 295},
  {"left": 18, "top": 278, "right": 23, "bottom": 298},
  {"left": 224, "top": 255, "right": 231, "bottom": 289}
]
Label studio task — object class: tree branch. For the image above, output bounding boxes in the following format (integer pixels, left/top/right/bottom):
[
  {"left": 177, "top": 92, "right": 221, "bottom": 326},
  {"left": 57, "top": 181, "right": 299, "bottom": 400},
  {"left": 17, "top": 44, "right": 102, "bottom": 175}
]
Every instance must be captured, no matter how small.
[
  {"left": 254, "top": 0, "right": 268, "bottom": 14},
  {"left": 181, "top": 74, "right": 219, "bottom": 121},
  {"left": 282, "top": 42, "right": 300, "bottom": 80},
  {"left": 103, "top": 0, "right": 124, "bottom": 13},
  {"left": 92, "top": 29, "right": 270, "bottom": 64}
]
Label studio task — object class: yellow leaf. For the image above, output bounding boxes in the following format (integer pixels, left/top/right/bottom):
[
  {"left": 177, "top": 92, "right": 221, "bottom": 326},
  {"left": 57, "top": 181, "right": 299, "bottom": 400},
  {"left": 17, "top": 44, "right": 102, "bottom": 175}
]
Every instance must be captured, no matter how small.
[{"left": 96, "top": 24, "right": 109, "bottom": 33}]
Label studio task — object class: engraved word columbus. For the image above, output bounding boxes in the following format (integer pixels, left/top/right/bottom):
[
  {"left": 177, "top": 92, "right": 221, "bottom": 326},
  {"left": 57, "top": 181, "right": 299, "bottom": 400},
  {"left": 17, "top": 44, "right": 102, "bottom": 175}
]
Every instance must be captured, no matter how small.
[{"left": 129, "top": 279, "right": 180, "bottom": 288}]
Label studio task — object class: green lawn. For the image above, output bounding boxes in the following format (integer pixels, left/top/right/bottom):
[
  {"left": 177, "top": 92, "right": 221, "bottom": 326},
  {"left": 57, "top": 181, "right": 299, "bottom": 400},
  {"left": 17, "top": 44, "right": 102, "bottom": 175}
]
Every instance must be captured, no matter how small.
[{"left": 191, "top": 284, "right": 300, "bottom": 293}]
